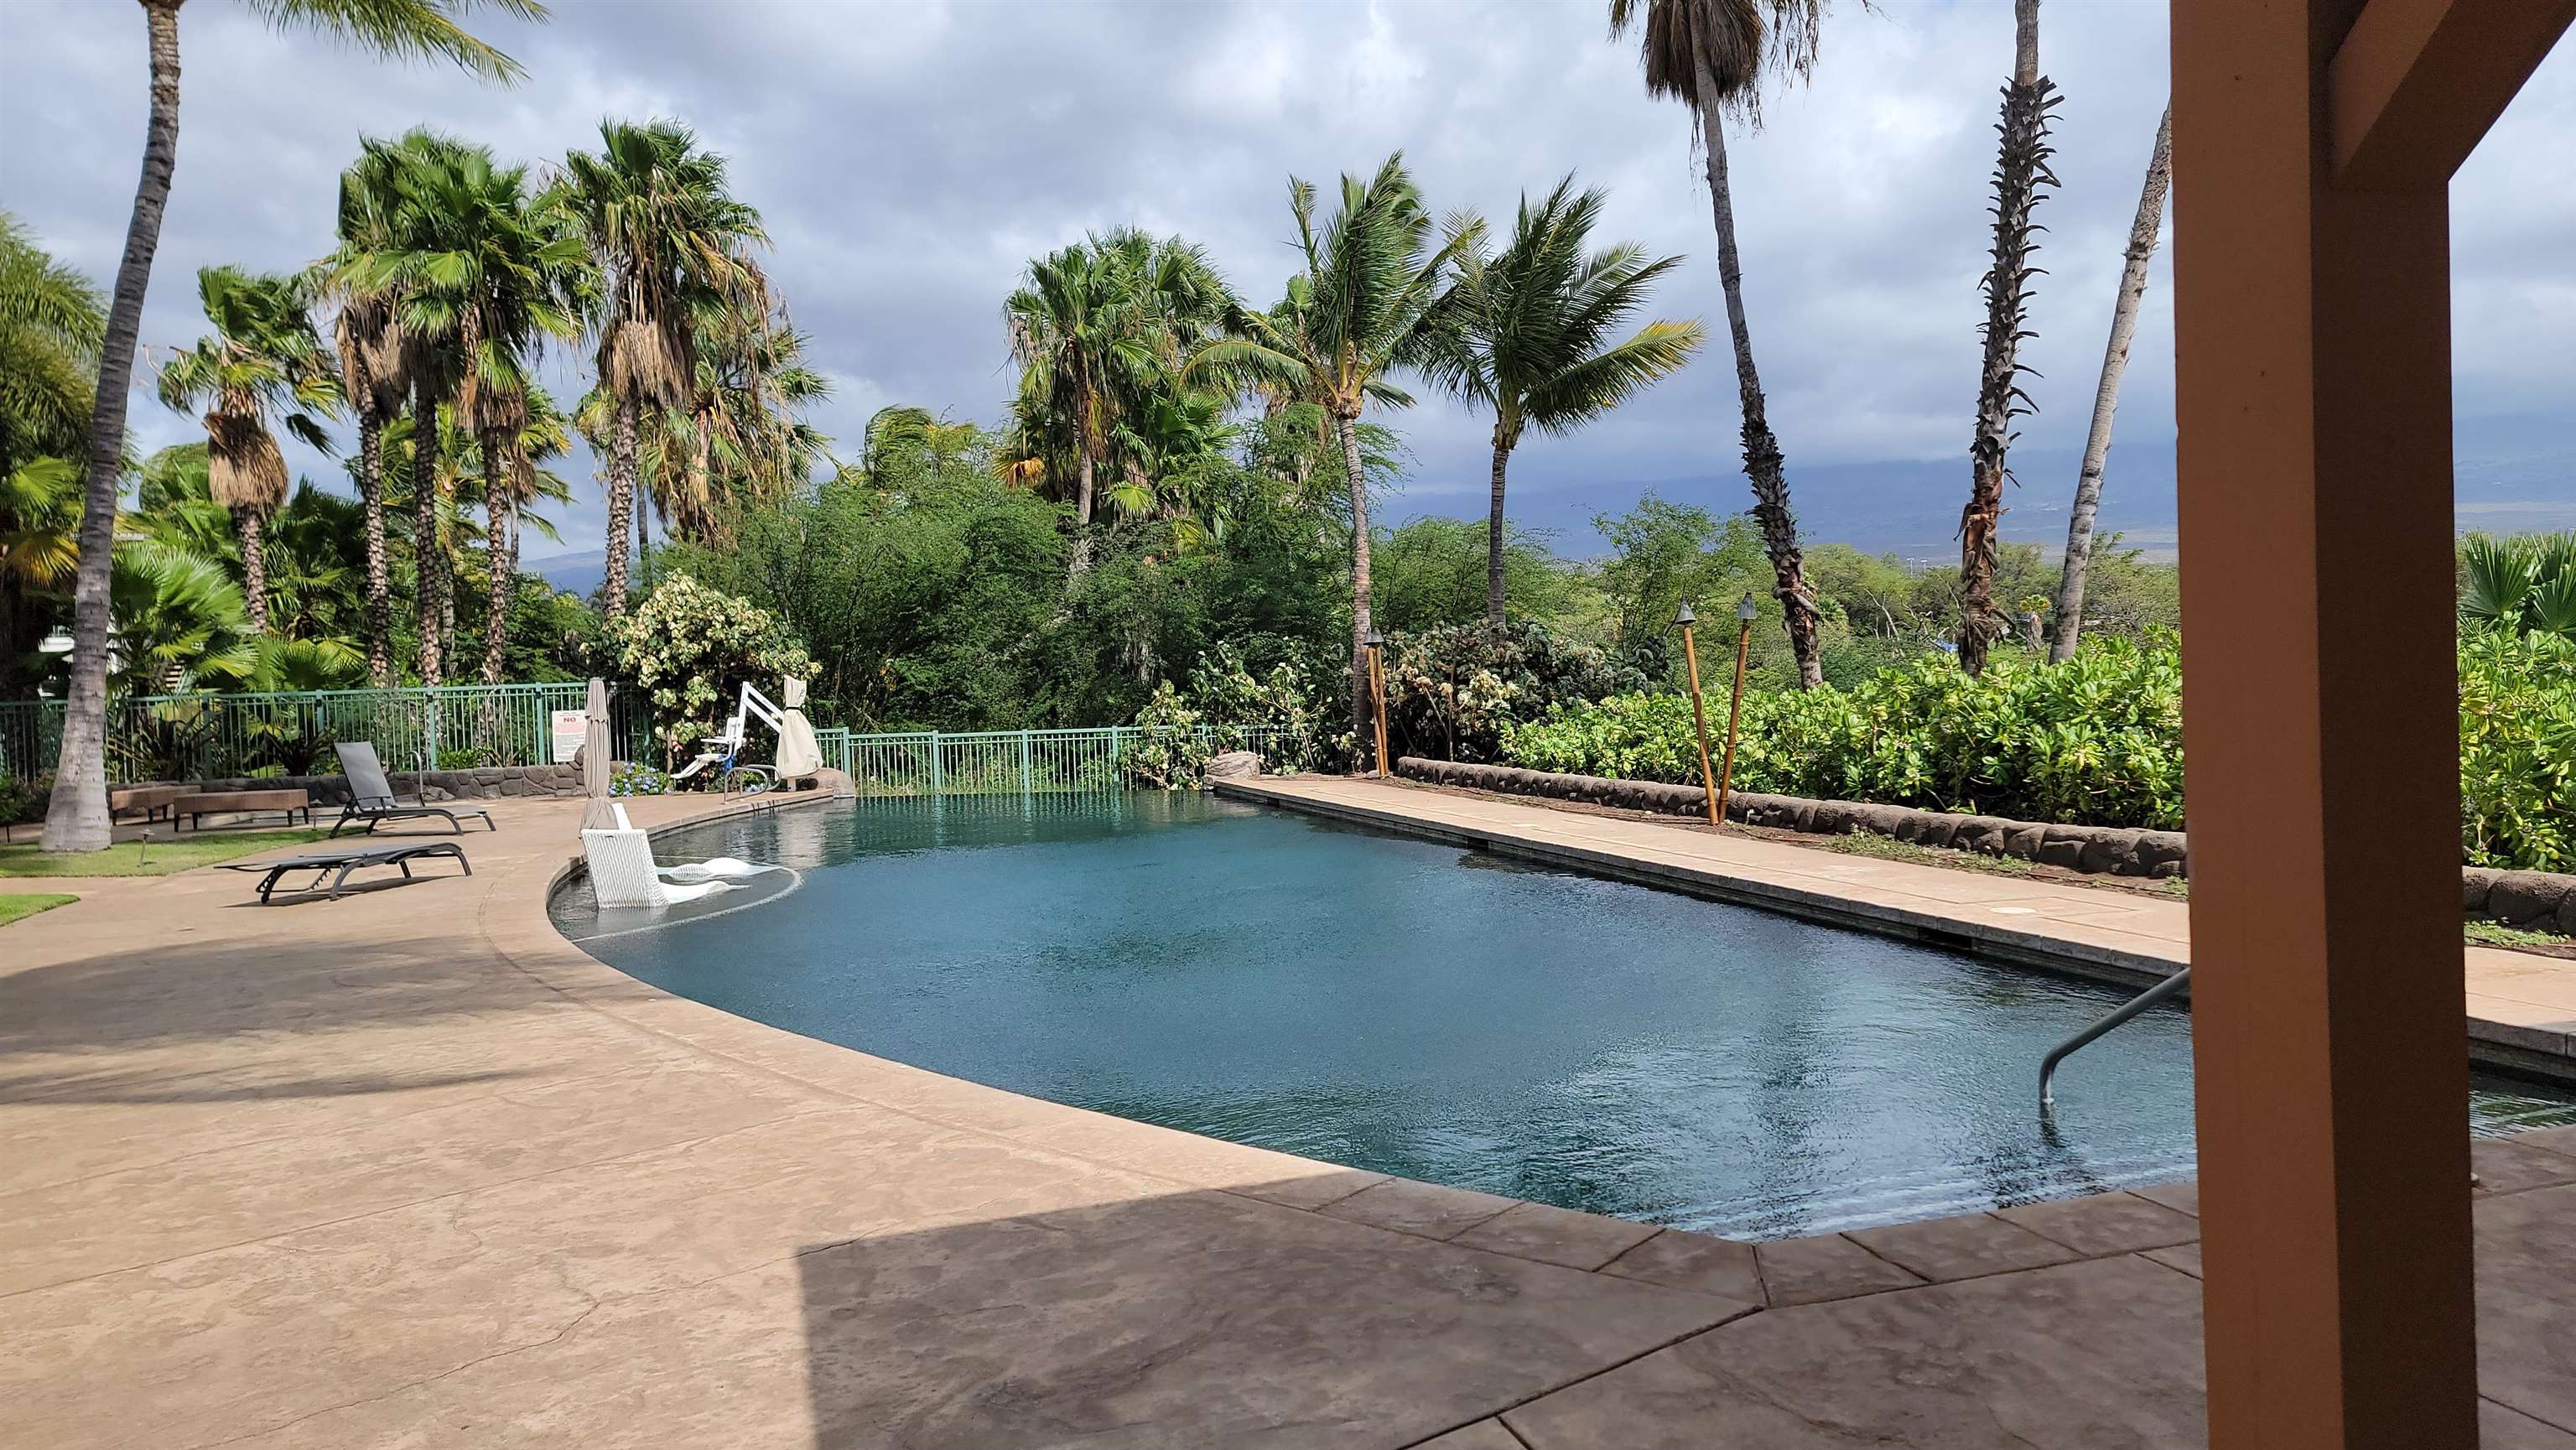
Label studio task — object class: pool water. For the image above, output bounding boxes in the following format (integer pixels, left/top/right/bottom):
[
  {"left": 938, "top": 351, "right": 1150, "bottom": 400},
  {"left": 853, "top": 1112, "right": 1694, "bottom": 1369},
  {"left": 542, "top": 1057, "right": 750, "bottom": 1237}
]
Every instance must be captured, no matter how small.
[{"left": 558, "top": 793, "right": 2576, "bottom": 1240}]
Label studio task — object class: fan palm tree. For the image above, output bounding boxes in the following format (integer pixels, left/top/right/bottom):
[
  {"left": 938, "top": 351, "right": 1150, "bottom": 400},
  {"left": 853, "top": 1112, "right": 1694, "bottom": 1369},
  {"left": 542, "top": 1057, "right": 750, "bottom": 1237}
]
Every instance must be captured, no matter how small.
[
  {"left": 340, "top": 132, "right": 584, "bottom": 684},
  {"left": 558, "top": 118, "right": 769, "bottom": 619},
  {"left": 323, "top": 143, "right": 418, "bottom": 684},
  {"left": 1188, "top": 153, "right": 1471, "bottom": 755},
  {"left": 2049, "top": 102, "right": 2169, "bottom": 663},
  {"left": 1609, "top": 0, "right": 1835, "bottom": 689},
  {"left": 1429, "top": 175, "right": 1704, "bottom": 629},
  {"left": 46, "top": 0, "right": 544, "bottom": 851},
  {"left": 2462, "top": 533, "right": 2576, "bottom": 640},
  {"left": 1958, "top": 0, "right": 2058, "bottom": 674},
  {"left": 1005, "top": 229, "right": 1231, "bottom": 575},
  {"left": 154, "top": 266, "right": 339, "bottom": 637}
]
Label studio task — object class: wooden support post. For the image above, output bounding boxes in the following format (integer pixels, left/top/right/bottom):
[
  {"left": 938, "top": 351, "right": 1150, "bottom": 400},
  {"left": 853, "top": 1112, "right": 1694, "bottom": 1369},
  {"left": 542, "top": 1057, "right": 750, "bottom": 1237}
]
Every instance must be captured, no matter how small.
[
  {"left": 2163, "top": 0, "right": 2576, "bottom": 1442},
  {"left": 1715, "top": 611, "right": 1753, "bottom": 827}
]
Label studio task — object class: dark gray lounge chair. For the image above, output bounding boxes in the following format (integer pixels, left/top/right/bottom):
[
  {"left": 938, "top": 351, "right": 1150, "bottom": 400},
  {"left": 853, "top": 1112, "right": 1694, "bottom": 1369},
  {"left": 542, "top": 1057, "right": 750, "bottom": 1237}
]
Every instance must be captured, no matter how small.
[
  {"left": 221, "top": 839, "right": 470, "bottom": 902},
  {"left": 330, "top": 741, "right": 496, "bottom": 838}
]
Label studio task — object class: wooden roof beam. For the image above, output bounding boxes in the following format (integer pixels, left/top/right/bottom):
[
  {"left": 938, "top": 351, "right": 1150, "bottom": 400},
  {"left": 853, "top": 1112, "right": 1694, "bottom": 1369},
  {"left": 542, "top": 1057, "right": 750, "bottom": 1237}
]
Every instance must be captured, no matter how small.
[{"left": 2330, "top": 0, "right": 2576, "bottom": 190}]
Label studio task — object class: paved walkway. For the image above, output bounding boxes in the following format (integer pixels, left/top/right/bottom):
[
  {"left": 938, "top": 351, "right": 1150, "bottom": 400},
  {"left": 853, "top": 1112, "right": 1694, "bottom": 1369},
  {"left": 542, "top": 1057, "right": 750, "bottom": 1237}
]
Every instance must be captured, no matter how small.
[
  {"left": 1218, "top": 775, "right": 2576, "bottom": 1066},
  {"left": 3, "top": 788, "right": 2572, "bottom": 1447}
]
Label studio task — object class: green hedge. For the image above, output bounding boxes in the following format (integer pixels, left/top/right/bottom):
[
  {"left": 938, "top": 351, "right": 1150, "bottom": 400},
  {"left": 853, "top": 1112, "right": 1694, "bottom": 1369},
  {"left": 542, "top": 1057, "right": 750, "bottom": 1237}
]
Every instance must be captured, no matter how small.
[{"left": 1502, "top": 632, "right": 2576, "bottom": 871}]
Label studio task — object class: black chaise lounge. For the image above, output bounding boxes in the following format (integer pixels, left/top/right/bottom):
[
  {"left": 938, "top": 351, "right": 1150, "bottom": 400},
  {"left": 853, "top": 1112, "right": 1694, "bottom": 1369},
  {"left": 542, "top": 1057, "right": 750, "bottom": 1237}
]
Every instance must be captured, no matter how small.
[
  {"left": 221, "top": 839, "right": 470, "bottom": 903},
  {"left": 330, "top": 741, "right": 496, "bottom": 838}
]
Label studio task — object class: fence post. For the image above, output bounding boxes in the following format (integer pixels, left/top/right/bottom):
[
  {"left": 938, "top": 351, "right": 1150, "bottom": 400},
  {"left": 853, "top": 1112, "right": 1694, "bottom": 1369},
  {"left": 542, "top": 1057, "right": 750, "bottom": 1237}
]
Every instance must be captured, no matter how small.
[
  {"left": 928, "top": 730, "right": 943, "bottom": 797},
  {"left": 1019, "top": 731, "right": 1033, "bottom": 795}
]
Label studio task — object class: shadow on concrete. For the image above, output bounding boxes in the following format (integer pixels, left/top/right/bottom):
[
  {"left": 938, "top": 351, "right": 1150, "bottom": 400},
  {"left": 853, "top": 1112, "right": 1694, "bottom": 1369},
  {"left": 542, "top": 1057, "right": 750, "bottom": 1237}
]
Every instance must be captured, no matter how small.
[
  {"left": 787, "top": 1178, "right": 1749, "bottom": 1450},
  {"left": 0, "top": 1063, "right": 547, "bottom": 1105},
  {"left": 0, "top": 933, "right": 662, "bottom": 1060}
]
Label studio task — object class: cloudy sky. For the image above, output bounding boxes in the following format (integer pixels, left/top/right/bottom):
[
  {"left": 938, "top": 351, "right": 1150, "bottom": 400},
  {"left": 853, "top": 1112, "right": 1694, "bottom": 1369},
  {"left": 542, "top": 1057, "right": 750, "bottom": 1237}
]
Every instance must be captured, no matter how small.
[{"left": 4, "top": 0, "right": 2571, "bottom": 564}]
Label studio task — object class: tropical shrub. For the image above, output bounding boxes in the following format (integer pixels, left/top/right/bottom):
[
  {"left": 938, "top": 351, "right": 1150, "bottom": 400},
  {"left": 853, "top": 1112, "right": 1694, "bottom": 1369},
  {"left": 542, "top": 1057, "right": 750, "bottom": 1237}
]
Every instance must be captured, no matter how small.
[
  {"left": 1, "top": 769, "right": 52, "bottom": 824},
  {"left": 605, "top": 574, "right": 816, "bottom": 767},
  {"left": 1119, "top": 683, "right": 1216, "bottom": 790},
  {"left": 1504, "top": 636, "right": 2187, "bottom": 829},
  {"left": 2459, "top": 628, "right": 2576, "bottom": 871},
  {"left": 1383, "top": 621, "right": 1644, "bottom": 765},
  {"left": 1184, "top": 642, "right": 1337, "bottom": 773}
]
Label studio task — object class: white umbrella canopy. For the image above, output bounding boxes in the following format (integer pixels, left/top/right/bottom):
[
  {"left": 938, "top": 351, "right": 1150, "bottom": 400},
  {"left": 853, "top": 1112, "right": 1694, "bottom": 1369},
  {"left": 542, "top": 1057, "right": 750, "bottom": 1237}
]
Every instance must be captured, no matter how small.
[{"left": 580, "top": 677, "right": 616, "bottom": 830}]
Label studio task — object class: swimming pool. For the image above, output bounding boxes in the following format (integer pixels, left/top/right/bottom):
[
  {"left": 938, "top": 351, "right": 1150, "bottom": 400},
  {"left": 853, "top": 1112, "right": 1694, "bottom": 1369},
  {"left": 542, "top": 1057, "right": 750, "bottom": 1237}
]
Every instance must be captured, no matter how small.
[{"left": 558, "top": 793, "right": 2576, "bottom": 1240}]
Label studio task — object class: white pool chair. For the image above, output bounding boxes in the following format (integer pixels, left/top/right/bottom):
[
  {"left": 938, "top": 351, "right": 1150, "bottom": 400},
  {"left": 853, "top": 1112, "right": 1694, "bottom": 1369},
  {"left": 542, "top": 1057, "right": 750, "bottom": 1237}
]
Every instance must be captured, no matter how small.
[{"left": 583, "top": 808, "right": 732, "bottom": 909}]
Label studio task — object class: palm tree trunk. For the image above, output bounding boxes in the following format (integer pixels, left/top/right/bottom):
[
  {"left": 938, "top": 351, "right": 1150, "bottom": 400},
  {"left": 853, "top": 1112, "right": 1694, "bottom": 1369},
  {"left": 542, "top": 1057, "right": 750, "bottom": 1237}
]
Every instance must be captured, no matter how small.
[
  {"left": 603, "top": 394, "right": 637, "bottom": 617},
  {"left": 1485, "top": 428, "right": 1513, "bottom": 631},
  {"left": 1959, "top": 0, "right": 2055, "bottom": 677},
  {"left": 413, "top": 377, "right": 445, "bottom": 685},
  {"left": 44, "top": 0, "right": 181, "bottom": 851},
  {"left": 236, "top": 508, "right": 267, "bottom": 635},
  {"left": 1694, "top": 80, "right": 1823, "bottom": 690},
  {"left": 480, "top": 430, "right": 512, "bottom": 685},
  {"left": 357, "top": 407, "right": 392, "bottom": 685},
  {"left": 1336, "top": 411, "right": 1376, "bottom": 761},
  {"left": 1069, "top": 450, "right": 1096, "bottom": 577},
  {"left": 2050, "top": 102, "right": 2171, "bottom": 663}
]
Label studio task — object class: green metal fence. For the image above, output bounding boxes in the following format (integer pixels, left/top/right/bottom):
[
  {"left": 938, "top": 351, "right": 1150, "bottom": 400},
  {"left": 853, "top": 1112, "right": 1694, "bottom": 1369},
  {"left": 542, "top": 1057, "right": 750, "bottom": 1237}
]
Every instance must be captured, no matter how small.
[
  {"left": 822, "top": 725, "right": 1311, "bottom": 797},
  {"left": 0, "top": 683, "right": 652, "bottom": 785},
  {"left": 0, "top": 692, "right": 1309, "bottom": 794}
]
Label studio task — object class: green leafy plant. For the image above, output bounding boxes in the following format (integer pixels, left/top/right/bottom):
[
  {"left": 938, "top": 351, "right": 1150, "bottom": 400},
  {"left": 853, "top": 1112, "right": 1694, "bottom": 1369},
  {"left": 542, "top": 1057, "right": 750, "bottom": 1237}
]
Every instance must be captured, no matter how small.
[
  {"left": 1505, "top": 635, "right": 2185, "bottom": 829},
  {"left": 1118, "top": 682, "right": 1216, "bottom": 790},
  {"left": 2459, "top": 628, "right": 2576, "bottom": 871}
]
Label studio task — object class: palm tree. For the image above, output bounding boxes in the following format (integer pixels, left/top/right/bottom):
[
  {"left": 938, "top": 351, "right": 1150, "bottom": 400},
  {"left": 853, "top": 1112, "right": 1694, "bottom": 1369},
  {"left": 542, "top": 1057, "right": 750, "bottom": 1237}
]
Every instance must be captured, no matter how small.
[
  {"left": 2049, "top": 103, "right": 2170, "bottom": 663},
  {"left": 44, "top": 0, "right": 540, "bottom": 852},
  {"left": 1005, "top": 230, "right": 1229, "bottom": 576},
  {"left": 2461, "top": 533, "right": 2576, "bottom": 639},
  {"left": 153, "top": 266, "right": 338, "bottom": 637},
  {"left": 1429, "top": 175, "right": 1704, "bottom": 629},
  {"left": 1190, "top": 153, "right": 1470, "bottom": 757},
  {"left": 558, "top": 118, "right": 769, "bottom": 620},
  {"left": 324, "top": 143, "right": 417, "bottom": 685},
  {"left": 1, "top": 213, "right": 105, "bottom": 696},
  {"left": 1958, "top": 0, "right": 2058, "bottom": 675},
  {"left": 1609, "top": 0, "right": 1835, "bottom": 689},
  {"left": 341, "top": 131, "right": 584, "bottom": 685}
]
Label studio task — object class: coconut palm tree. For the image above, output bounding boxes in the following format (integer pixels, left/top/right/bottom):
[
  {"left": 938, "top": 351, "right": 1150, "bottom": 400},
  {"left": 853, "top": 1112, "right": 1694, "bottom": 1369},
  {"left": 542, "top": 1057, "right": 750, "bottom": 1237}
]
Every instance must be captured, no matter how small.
[
  {"left": 1958, "top": 0, "right": 2058, "bottom": 675},
  {"left": 1608, "top": 0, "right": 1834, "bottom": 689},
  {"left": 153, "top": 266, "right": 339, "bottom": 637},
  {"left": 1428, "top": 175, "right": 1704, "bottom": 629},
  {"left": 1189, "top": 153, "right": 1471, "bottom": 756},
  {"left": 324, "top": 143, "right": 417, "bottom": 685},
  {"left": 1, "top": 213, "right": 105, "bottom": 695},
  {"left": 45, "top": 0, "right": 539, "bottom": 851},
  {"left": 2049, "top": 103, "right": 2170, "bottom": 663},
  {"left": 558, "top": 118, "right": 770, "bottom": 620}
]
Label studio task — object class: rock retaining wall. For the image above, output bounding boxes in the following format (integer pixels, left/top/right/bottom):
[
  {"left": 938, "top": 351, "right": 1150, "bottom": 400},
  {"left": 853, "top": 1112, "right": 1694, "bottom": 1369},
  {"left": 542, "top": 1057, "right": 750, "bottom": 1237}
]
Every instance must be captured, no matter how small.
[{"left": 1394, "top": 758, "right": 2576, "bottom": 930}]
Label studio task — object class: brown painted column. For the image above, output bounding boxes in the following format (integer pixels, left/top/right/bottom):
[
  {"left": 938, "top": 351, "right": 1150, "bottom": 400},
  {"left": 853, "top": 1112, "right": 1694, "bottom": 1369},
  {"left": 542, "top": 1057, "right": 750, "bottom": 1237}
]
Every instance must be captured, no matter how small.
[{"left": 2169, "top": 2, "right": 2474, "bottom": 1447}]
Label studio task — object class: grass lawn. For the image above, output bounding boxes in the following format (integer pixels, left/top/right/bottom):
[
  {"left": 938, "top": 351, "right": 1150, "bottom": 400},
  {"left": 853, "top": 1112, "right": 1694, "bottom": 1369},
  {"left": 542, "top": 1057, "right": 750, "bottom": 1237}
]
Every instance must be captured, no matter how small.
[
  {"left": 0, "top": 828, "right": 332, "bottom": 879},
  {"left": 0, "top": 892, "right": 78, "bottom": 927}
]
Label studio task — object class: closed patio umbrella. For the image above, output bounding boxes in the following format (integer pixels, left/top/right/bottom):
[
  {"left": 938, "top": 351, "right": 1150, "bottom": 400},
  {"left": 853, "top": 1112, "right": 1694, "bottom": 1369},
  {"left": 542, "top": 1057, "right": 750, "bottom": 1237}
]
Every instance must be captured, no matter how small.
[{"left": 579, "top": 677, "right": 616, "bottom": 830}]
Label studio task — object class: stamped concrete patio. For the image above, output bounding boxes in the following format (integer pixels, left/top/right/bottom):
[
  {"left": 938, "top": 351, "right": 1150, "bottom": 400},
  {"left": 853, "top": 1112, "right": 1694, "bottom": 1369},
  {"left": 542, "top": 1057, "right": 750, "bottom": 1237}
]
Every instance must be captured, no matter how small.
[{"left": 3, "top": 787, "right": 2572, "bottom": 1447}]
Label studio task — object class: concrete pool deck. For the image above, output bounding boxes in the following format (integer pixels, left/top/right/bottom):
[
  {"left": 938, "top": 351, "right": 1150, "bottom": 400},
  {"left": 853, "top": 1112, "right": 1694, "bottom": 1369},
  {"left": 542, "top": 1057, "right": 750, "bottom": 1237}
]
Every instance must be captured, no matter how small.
[{"left": 3, "top": 787, "right": 2573, "bottom": 1447}]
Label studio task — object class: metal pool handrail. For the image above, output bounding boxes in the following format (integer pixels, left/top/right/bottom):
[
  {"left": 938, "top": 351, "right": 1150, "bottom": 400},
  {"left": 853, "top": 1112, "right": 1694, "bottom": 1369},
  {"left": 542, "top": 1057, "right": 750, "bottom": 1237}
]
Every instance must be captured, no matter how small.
[{"left": 2039, "top": 966, "right": 2192, "bottom": 1110}]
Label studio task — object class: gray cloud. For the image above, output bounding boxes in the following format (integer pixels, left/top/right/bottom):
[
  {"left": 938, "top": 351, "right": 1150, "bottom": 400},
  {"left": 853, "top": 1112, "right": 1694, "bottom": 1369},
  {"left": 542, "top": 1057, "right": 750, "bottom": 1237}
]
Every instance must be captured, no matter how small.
[{"left": 4, "top": 0, "right": 2568, "bottom": 562}]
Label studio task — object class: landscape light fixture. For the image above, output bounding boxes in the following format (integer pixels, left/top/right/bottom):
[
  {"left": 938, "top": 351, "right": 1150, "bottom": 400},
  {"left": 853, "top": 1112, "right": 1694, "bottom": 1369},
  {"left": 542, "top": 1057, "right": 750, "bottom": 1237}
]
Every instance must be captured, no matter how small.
[
  {"left": 1672, "top": 602, "right": 1720, "bottom": 825},
  {"left": 1716, "top": 593, "right": 1759, "bottom": 826},
  {"left": 1362, "top": 629, "right": 1389, "bottom": 780}
]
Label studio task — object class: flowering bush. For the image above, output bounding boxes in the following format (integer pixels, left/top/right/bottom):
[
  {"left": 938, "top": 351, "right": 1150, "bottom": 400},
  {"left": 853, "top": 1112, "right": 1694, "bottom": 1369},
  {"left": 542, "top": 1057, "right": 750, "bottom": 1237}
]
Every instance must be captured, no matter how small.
[
  {"left": 605, "top": 575, "right": 816, "bottom": 768},
  {"left": 609, "top": 763, "right": 671, "bottom": 798}
]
